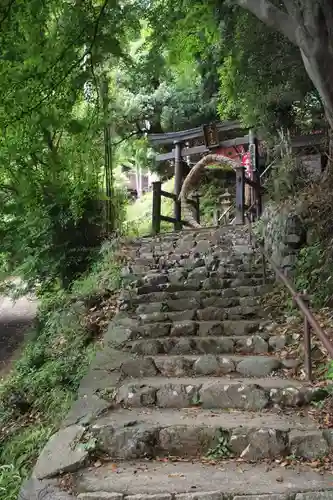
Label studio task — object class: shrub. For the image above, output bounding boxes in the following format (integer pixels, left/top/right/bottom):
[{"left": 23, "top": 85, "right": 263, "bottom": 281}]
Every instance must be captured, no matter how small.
[
  {"left": 294, "top": 243, "right": 333, "bottom": 308},
  {"left": 265, "top": 131, "right": 310, "bottom": 203}
]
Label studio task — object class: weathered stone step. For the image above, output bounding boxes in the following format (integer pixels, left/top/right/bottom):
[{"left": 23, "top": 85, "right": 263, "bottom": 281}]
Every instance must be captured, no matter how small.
[
  {"left": 126, "top": 332, "right": 291, "bottom": 356},
  {"left": 137, "top": 237, "right": 248, "bottom": 253},
  {"left": 139, "top": 256, "right": 263, "bottom": 271},
  {"left": 74, "top": 459, "right": 333, "bottom": 499},
  {"left": 136, "top": 274, "right": 274, "bottom": 295},
  {"left": 122, "top": 353, "right": 294, "bottom": 378},
  {"left": 125, "top": 319, "right": 266, "bottom": 339},
  {"left": 135, "top": 304, "right": 270, "bottom": 323},
  {"left": 124, "top": 285, "right": 271, "bottom": 306},
  {"left": 135, "top": 297, "right": 263, "bottom": 315},
  {"left": 90, "top": 407, "right": 329, "bottom": 461},
  {"left": 136, "top": 246, "right": 252, "bottom": 257},
  {"left": 113, "top": 376, "right": 325, "bottom": 410}
]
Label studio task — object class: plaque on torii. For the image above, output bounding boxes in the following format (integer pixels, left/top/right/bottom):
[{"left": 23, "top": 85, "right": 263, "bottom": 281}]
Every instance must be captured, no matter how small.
[{"left": 203, "top": 123, "right": 219, "bottom": 149}]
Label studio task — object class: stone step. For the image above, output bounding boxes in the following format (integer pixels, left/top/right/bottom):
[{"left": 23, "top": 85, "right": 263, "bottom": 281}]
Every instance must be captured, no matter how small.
[
  {"left": 137, "top": 237, "right": 249, "bottom": 253},
  {"left": 135, "top": 304, "right": 270, "bottom": 323},
  {"left": 74, "top": 460, "right": 333, "bottom": 499},
  {"left": 137, "top": 246, "right": 253, "bottom": 257},
  {"left": 125, "top": 320, "right": 267, "bottom": 339},
  {"left": 136, "top": 274, "right": 274, "bottom": 295},
  {"left": 113, "top": 376, "right": 325, "bottom": 410},
  {"left": 121, "top": 353, "right": 295, "bottom": 378},
  {"left": 144, "top": 254, "right": 259, "bottom": 269},
  {"left": 124, "top": 259, "right": 272, "bottom": 282},
  {"left": 134, "top": 297, "right": 263, "bottom": 315},
  {"left": 123, "top": 285, "right": 271, "bottom": 306},
  {"left": 135, "top": 273, "right": 276, "bottom": 295},
  {"left": 126, "top": 332, "right": 291, "bottom": 356},
  {"left": 89, "top": 407, "right": 329, "bottom": 461}
]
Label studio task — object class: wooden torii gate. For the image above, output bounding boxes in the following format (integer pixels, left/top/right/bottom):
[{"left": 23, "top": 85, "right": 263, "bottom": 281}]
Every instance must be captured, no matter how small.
[
  {"left": 147, "top": 120, "right": 260, "bottom": 232},
  {"left": 148, "top": 121, "right": 327, "bottom": 233}
]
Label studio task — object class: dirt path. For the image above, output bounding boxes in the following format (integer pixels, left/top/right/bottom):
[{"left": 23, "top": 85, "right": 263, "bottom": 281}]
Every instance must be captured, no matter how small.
[{"left": 0, "top": 294, "right": 38, "bottom": 378}]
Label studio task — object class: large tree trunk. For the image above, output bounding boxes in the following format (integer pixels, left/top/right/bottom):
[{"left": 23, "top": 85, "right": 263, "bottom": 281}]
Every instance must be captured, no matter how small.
[
  {"left": 301, "top": 47, "right": 333, "bottom": 181},
  {"left": 300, "top": 49, "right": 333, "bottom": 130}
]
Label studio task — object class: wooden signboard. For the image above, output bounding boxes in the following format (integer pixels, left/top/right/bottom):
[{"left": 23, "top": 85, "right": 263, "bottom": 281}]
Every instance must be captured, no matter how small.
[{"left": 203, "top": 123, "right": 219, "bottom": 149}]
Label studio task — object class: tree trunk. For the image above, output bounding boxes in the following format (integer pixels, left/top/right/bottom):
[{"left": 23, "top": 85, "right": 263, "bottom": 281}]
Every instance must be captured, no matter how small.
[
  {"left": 300, "top": 49, "right": 333, "bottom": 131},
  {"left": 300, "top": 46, "right": 333, "bottom": 182}
]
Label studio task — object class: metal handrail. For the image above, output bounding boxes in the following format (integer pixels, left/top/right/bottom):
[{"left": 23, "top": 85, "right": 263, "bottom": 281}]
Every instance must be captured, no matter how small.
[
  {"left": 245, "top": 214, "right": 333, "bottom": 381},
  {"left": 218, "top": 204, "right": 233, "bottom": 223}
]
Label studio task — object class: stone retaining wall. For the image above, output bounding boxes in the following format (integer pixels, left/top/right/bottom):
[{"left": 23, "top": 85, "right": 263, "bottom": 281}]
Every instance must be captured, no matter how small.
[{"left": 258, "top": 201, "right": 306, "bottom": 276}]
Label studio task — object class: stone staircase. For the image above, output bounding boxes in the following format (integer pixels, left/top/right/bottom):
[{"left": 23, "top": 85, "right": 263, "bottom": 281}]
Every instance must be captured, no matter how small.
[{"left": 23, "top": 226, "right": 333, "bottom": 500}]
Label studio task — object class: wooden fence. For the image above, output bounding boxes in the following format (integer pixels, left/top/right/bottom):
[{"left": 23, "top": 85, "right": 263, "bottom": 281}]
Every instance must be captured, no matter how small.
[{"left": 151, "top": 181, "right": 200, "bottom": 234}]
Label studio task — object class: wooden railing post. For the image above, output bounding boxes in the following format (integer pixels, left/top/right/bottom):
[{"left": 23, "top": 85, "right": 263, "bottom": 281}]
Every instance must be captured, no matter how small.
[
  {"left": 174, "top": 141, "right": 183, "bottom": 231},
  {"left": 302, "top": 291, "right": 312, "bottom": 382},
  {"left": 235, "top": 165, "right": 245, "bottom": 224},
  {"left": 152, "top": 181, "right": 162, "bottom": 235}
]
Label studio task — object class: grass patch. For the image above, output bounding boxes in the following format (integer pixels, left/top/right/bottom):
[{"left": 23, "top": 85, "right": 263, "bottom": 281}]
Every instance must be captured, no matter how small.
[
  {"left": 124, "top": 173, "right": 231, "bottom": 236},
  {"left": 125, "top": 178, "right": 175, "bottom": 236},
  {"left": 0, "top": 239, "right": 124, "bottom": 500}
]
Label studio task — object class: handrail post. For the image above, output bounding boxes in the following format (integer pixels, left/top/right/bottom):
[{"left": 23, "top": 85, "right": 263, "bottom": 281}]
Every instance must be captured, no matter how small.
[
  {"left": 235, "top": 165, "right": 245, "bottom": 224},
  {"left": 302, "top": 291, "right": 312, "bottom": 382},
  {"left": 152, "top": 181, "right": 162, "bottom": 235},
  {"left": 174, "top": 141, "right": 183, "bottom": 231}
]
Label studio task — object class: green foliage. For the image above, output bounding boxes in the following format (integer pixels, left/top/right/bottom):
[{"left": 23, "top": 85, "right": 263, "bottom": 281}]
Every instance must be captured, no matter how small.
[
  {"left": 71, "top": 239, "right": 123, "bottom": 297},
  {"left": 217, "top": 6, "right": 315, "bottom": 130},
  {"left": 294, "top": 244, "right": 333, "bottom": 308},
  {"left": 0, "top": 464, "right": 22, "bottom": 500},
  {"left": 206, "top": 429, "right": 231, "bottom": 459},
  {"left": 0, "top": 240, "right": 122, "bottom": 498},
  {"left": 265, "top": 134, "right": 310, "bottom": 203},
  {"left": 199, "top": 171, "right": 234, "bottom": 225},
  {"left": 326, "top": 363, "right": 333, "bottom": 381},
  {"left": 124, "top": 172, "right": 232, "bottom": 235},
  {"left": 141, "top": 0, "right": 321, "bottom": 134},
  {"left": 0, "top": 0, "right": 137, "bottom": 291},
  {"left": 125, "top": 178, "right": 175, "bottom": 236},
  {"left": 0, "top": 426, "right": 54, "bottom": 500}
]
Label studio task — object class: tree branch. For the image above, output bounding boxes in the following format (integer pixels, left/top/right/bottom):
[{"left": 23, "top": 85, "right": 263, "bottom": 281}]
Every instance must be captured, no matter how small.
[
  {"left": 55, "top": 130, "right": 63, "bottom": 150},
  {"left": 43, "top": 128, "right": 56, "bottom": 153},
  {"left": 234, "top": 0, "right": 298, "bottom": 47},
  {"left": 31, "top": 152, "right": 48, "bottom": 167},
  {"left": 0, "top": 183, "right": 17, "bottom": 194},
  {"left": 89, "top": 51, "right": 101, "bottom": 112},
  {"left": 112, "top": 128, "right": 144, "bottom": 147}
]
